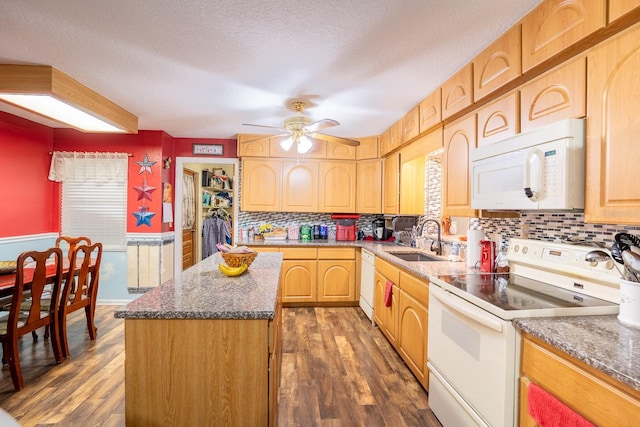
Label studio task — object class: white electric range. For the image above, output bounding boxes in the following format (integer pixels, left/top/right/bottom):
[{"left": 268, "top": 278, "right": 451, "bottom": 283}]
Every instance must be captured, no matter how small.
[{"left": 427, "top": 238, "right": 620, "bottom": 427}]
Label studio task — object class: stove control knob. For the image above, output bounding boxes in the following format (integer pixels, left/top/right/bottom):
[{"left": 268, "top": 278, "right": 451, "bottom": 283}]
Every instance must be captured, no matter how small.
[
  {"left": 522, "top": 246, "right": 528, "bottom": 254},
  {"left": 513, "top": 244, "right": 520, "bottom": 253},
  {"left": 588, "top": 260, "right": 598, "bottom": 267},
  {"left": 604, "top": 260, "right": 615, "bottom": 270}
]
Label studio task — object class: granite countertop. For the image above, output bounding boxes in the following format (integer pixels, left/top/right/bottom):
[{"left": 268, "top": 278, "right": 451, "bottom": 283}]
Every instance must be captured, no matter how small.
[
  {"left": 514, "top": 316, "right": 640, "bottom": 392},
  {"left": 239, "top": 238, "right": 473, "bottom": 281},
  {"left": 114, "top": 252, "right": 283, "bottom": 320}
]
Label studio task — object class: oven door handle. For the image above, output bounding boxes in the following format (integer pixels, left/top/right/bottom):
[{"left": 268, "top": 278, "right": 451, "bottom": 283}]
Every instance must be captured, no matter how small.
[{"left": 431, "top": 286, "right": 504, "bottom": 332}]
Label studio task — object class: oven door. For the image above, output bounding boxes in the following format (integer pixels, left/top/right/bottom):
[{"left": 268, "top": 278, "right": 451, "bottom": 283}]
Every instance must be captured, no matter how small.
[{"left": 427, "top": 283, "right": 518, "bottom": 427}]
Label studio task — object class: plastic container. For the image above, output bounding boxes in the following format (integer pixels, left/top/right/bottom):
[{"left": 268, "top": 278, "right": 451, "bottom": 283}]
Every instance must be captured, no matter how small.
[
  {"left": 287, "top": 225, "right": 299, "bottom": 240},
  {"left": 619, "top": 279, "right": 640, "bottom": 327}
]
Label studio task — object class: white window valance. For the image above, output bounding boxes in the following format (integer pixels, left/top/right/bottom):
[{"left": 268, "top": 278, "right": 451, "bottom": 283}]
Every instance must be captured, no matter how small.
[{"left": 48, "top": 151, "right": 130, "bottom": 183}]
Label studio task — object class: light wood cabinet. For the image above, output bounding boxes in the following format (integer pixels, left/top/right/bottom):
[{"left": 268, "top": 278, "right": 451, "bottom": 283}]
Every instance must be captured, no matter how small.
[
  {"left": 383, "top": 153, "right": 400, "bottom": 215},
  {"left": 379, "top": 128, "right": 391, "bottom": 157},
  {"left": 280, "top": 248, "right": 317, "bottom": 304},
  {"left": 317, "top": 248, "right": 356, "bottom": 302},
  {"left": 282, "top": 160, "right": 318, "bottom": 212},
  {"left": 355, "top": 136, "right": 379, "bottom": 160},
  {"left": 327, "top": 140, "right": 356, "bottom": 160},
  {"left": 521, "top": 0, "right": 606, "bottom": 72},
  {"left": 389, "top": 119, "right": 403, "bottom": 151},
  {"left": 520, "top": 56, "right": 586, "bottom": 133},
  {"left": 585, "top": 22, "right": 640, "bottom": 224},
  {"left": 374, "top": 268, "right": 399, "bottom": 347},
  {"left": 609, "top": 0, "right": 640, "bottom": 23},
  {"left": 402, "top": 104, "right": 420, "bottom": 143},
  {"left": 318, "top": 161, "right": 356, "bottom": 213},
  {"left": 443, "top": 114, "right": 477, "bottom": 217},
  {"left": 398, "top": 271, "right": 429, "bottom": 390},
  {"left": 473, "top": 25, "right": 522, "bottom": 101},
  {"left": 476, "top": 91, "right": 519, "bottom": 148},
  {"left": 237, "top": 133, "right": 271, "bottom": 157},
  {"left": 241, "top": 158, "right": 281, "bottom": 212},
  {"left": 442, "top": 63, "right": 473, "bottom": 119},
  {"left": 419, "top": 88, "right": 442, "bottom": 134},
  {"left": 356, "top": 159, "right": 383, "bottom": 214},
  {"left": 519, "top": 333, "right": 640, "bottom": 427},
  {"left": 399, "top": 128, "right": 442, "bottom": 215}
]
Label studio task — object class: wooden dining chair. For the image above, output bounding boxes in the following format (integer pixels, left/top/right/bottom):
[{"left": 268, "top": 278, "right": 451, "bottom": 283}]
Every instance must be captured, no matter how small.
[
  {"left": 0, "top": 247, "right": 64, "bottom": 391},
  {"left": 55, "top": 236, "right": 92, "bottom": 263},
  {"left": 58, "top": 242, "right": 102, "bottom": 358}
]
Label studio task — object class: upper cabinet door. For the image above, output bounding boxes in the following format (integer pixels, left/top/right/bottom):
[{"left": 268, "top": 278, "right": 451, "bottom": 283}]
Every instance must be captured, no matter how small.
[
  {"left": 282, "top": 160, "right": 318, "bottom": 212},
  {"left": 380, "top": 128, "right": 391, "bottom": 157},
  {"left": 402, "top": 105, "right": 420, "bottom": 143},
  {"left": 241, "top": 159, "right": 281, "bottom": 212},
  {"left": 473, "top": 25, "right": 522, "bottom": 102},
  {"left": 442, "top": 63, "right": 473, "bottom": 120},
  {"left": 419, "top": 88, "right": 442, "bottom": 134},
  {"left": 519, "top": 56, "right": 586, "bottom": 133},
  {"left": 443, "top": 115, "right": 477, "bottom": 217},
  {"left": 521, "top": 0, "right": 606, "bottom": 72},
  {"left": 326, "top": 140, "right": 356, "bottom": 160},
  {"left": 318, "top": 161, "right": 356, "bottom": 213},
  {"left": 609, "top": 1, "right": 640, "bottom": 23},
  {"left": 476, "top": 92, "right": 519, "bottom": 148},
  {"left": 237, "top": 134, "right": 270, "bottom": 157},
  {"left": 586, "top": 23, "right": 640, "bottom": 224},
  {"left": 383, "top": 153, "right": 400, "bottom": 215},
  {"left": 355, "top": 136, "right": 379, "bottom": 160},
  {"left": 356, "top": 160, "right": 383, "bottom": 214},
  {"left": 389, "top": 119, "right": 403, "bottom": 151}
]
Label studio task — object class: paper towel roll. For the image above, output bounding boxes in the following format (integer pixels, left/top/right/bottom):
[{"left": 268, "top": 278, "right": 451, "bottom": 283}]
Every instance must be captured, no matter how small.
[{"left": 467, "top": 229, "right": 483, "bottom": 268}]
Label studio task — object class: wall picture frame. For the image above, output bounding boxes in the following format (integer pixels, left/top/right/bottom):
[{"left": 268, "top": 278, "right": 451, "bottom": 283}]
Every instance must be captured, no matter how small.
[{"left": 192, "top": 144, "right": 224, "bottom": 156}]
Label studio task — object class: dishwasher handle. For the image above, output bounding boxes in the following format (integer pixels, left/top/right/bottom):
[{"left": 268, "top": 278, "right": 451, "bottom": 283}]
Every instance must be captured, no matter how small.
[{"left": 430, "top": 284, "right": 504, "bottom": 333}]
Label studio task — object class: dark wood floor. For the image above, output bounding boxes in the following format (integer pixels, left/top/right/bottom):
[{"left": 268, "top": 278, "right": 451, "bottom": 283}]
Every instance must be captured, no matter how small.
[{"left": 0, "top": 305, "right": 441, "bottom": 426}]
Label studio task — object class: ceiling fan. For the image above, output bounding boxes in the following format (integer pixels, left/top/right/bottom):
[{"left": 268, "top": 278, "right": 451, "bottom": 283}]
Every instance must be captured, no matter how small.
[{"left": 242, "top": 101, "right": 360, "bottom": 154}]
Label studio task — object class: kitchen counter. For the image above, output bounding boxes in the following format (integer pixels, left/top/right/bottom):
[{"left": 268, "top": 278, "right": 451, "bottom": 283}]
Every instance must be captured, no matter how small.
[
  {"left": 240, "top": 238, "right": 472, "bottom": 281},
  {"left": 514, "top": 315, "right": 640, "bottom": 392},
  {"left": 114, "top": 251, "right": 283, "bottom": 320}
]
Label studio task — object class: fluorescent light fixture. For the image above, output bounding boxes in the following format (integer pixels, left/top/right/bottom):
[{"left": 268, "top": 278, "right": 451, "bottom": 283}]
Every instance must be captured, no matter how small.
[{"left": 0, "top": 64, "right": 137, "bottom": 133}]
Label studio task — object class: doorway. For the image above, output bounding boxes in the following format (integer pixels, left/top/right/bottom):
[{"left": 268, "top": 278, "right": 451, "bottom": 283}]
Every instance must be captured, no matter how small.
[{"left": 174, "top": 157, "right": 239, "bottom": 275}]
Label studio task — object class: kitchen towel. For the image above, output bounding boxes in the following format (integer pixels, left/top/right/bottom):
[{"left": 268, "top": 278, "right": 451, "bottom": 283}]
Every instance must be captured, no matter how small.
[
  {"left": 466, "top": 229, "right": 483, "bottom": 268},
  {"left": 528, "top": 382, "right": 595, "bottom": 427},
  {"left": 384, "top": 280, "right": 393, "bottom": 307}
]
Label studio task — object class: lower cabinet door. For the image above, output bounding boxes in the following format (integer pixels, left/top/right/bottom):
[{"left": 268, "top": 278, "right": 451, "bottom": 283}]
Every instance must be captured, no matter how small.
[
  {"left": 317, "top": 260, "right": 356, "bottom": 302},
  {"left": 398, "top": 290, "right": 428, "bottom": 389},
  {"left": 281, "top": 260, "right": 317, "bottom": 303}
]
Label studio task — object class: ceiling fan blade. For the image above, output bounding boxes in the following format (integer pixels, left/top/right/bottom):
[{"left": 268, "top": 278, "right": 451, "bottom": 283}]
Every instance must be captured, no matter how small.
[
  {"left": 304, "top": 118, "right": 339, "bottom": 132},
  {"left": 242, "top": 123, "right": 287, "bottom": 132},
  {"left": 312, "top": 133, "right": 360, "bottom": 147},
  {"left": 240, "top": 133, "right": 289, "bottom": 144}
]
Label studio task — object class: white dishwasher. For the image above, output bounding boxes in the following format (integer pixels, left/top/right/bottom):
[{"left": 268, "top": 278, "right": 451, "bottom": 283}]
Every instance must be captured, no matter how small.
[{"left": 359, "top": 249, "right": 375, "bottom": 323}]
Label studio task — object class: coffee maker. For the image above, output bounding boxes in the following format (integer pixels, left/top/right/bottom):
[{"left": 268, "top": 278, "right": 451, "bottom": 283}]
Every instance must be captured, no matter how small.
[{"left": 372, "top": 218, "right": 386, "bottom": 240}]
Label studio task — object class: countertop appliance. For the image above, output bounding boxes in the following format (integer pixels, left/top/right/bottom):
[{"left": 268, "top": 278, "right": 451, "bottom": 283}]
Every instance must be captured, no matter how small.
[
  {"left": 427, "top": 238, "right": 619, "bottom": 427},
  {"left": 471, "top": 118, "right": 585, "bottom": 210},
  {"left": 359, "top": 249, "right": 375, "bottom": 323},
  {"left": 372, "top": 217, "right": 388, "bottom": 240},
  {"left": 332, "top": 214, "right": 359, "bottom": 241}
]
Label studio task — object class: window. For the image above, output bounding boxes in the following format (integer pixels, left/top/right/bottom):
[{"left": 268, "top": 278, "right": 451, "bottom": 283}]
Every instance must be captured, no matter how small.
[
  {"left": 50, "top": 151, "right": 129, "bottom": 250},
  {"left": 61, "top": 180, "right": 127, "bottom": 250}
]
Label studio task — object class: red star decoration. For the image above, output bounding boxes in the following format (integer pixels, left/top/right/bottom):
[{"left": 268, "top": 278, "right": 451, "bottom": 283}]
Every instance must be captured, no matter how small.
[{"left": 133, "top": 177, "right": 156, "bottom": 201}]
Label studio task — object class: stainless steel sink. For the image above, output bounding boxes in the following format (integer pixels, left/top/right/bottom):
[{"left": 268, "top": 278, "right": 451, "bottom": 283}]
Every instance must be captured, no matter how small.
[{"left": 385, "top": 252, "right": 440, "bottom": 262}]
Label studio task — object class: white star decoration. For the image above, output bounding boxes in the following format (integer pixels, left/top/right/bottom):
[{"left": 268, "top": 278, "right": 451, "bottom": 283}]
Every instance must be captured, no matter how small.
[{"left": 136, "top": 154, "right": 156, "bottom": 174}]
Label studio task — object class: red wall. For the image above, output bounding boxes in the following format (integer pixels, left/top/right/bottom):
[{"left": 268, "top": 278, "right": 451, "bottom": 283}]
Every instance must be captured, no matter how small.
[
  {"left": 0, "top": 111, "right": 239, "bottom": 238},
  {"left": 0, "top": 112, "right": 55, "bottom": 238}
]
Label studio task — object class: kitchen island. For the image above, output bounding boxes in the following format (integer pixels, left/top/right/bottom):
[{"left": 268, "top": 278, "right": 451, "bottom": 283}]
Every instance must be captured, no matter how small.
[{"left": 115, "top": 251, "right": 283, "bottom": 427}]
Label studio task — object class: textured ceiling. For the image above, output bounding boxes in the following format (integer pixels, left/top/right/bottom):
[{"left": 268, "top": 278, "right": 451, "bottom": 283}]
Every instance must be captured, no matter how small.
[{"left": 0, "top": 0, "right": 542, "bottom": 139}]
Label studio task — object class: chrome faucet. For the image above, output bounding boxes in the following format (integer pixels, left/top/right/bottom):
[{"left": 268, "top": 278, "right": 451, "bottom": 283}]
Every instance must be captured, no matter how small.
[{"left": 418, "top": 219, "right": 443, "bottom": 256}]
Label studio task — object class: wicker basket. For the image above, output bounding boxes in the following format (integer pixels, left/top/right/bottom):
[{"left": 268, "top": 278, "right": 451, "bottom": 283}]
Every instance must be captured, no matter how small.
[{"left": 221, "top": 251, "right": 258, "bottom": 268}]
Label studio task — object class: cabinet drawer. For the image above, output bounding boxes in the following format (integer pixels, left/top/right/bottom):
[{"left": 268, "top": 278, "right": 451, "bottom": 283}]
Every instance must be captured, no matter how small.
[
  {"left": 375, "top": 257, "right": 400, "bottom": 284},
  {"left": 318, "top": 247, "right": 355, "bottom": 260},
  {"left": 399, "top": 271, "right": 428, "bottom": 306},
  {"left": 521, "top": 335, "right": 640, "bottom": 426},
  {"left": 248, "top": 246, "right": 280, "bottom": 253},
  {"left": 280, "top": 248, "right": 317, "bottom": 260}
]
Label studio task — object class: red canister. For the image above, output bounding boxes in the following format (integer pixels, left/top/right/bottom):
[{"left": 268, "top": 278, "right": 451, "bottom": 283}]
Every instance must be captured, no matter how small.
[{"left": 479, "top": 240, "right": 496, "bottom": 273}]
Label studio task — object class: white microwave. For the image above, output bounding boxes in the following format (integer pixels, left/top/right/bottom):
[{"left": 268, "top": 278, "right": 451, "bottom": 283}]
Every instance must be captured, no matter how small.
[{"left": 470, "top": 119, "right": 585, "bottom": 210}]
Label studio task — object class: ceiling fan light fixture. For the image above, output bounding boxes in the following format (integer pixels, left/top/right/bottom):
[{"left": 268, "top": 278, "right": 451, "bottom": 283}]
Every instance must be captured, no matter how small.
[
  {"left": 280, "top": 136, "right": 294, "bottom": 151},
  {"left": 297, "top": 134, "right": 312, "bottom": 154}
]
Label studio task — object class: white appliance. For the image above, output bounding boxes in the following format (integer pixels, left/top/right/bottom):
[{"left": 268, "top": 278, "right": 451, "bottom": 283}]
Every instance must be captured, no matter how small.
[
  {"left": 359, "top": 249, "right": 375, "bottom": 322},
  {"left": 470, "top": 119, "right": 585, "bottom": 210},
  {"left": 427, "top": 238, "right": 619, "bottom": 427}
]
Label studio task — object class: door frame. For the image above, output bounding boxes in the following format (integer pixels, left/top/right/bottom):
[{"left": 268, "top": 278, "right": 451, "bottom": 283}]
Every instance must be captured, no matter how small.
[{"left": 174, "top": 157, "right": 240, "bottom": 275}]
